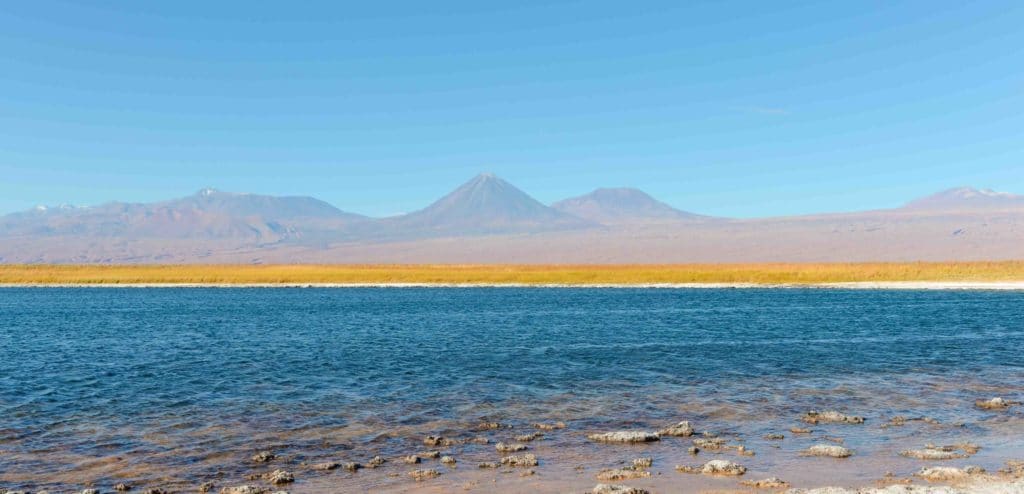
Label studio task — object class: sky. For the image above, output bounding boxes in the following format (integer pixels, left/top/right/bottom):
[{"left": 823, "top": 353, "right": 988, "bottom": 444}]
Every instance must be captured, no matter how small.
[{"left": 1, "top": 1, "right": 1022, "bottom": 218}]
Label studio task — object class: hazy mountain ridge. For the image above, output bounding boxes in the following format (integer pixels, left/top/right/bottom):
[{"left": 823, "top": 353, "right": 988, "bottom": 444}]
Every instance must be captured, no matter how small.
[
  {"left": 552, "top": 187, "right": 708, "bottom": 223},
  {"left": 1, "top": 181, "right": 1022, "bottom": 263}
]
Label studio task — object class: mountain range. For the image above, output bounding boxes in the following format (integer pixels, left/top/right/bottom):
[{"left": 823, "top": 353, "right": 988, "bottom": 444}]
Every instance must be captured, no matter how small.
[{"left": 1, "top": 174, "right": 1022, "bottom": 263}]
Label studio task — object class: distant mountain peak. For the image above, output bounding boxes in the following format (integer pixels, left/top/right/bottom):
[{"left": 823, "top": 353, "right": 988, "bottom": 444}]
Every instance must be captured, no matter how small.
[
  {"left": 387, "top": 173, "right": 594, "bottom": 235},
  {"left": 904, "top": 186, "right": 1024, "bottom": 210},
  {"left": 552, "top": 187, "right": 705, "bottom": 224}
]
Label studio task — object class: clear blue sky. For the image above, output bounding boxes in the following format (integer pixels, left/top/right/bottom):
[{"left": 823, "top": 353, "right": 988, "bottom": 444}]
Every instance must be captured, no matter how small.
[{"left": 1, "top": 1, "right": 1022, "bottom": 218}]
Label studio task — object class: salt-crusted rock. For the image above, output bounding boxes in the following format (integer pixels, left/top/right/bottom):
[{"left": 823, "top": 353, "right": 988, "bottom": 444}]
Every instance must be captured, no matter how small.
[
  {"left": 592, "top": 484, "right": 650, "bottom": 494},
  {"left": 495, "top": 442, "right": 529, "bottom": 452},
  {"left": 402, "top": 455, "right": 421, "bottom": 464},
  {"left": 901, "top": 449, "right": 961, "bottom": 460},
  {"left": 975, "top": 397, "right": 1021, "bottom": 410},
  {"left": 478, "top": 461, "right": 499, "bottom": 468},
  {"left": 596, "top": 468, "right": 651, "bottom": 481},
  {"left": 476, "top": 421, "right": 504, "bottom": 430},
  {"left": 114, "top": 484, "right": 131, "bottom": 492},
  {"left": 501, "top": 453, "right": 539, "bottom": 467},
  {"left": 417, "top": 450, "right": 441, "bottom": 459},
  {"left": 915, "top": 466, "right": 984, "bottom": 481},
  {"left": 588, "top": 431, "right": 660, "bottom": 443},
  {"left": 701, "top": 459, "right": 747, "bottom": 476},
  {"left": 440, "top": 455, "right": 456, "bottom": 465},
  {"left": 801, "top": 410, "right": 865, "bottom": 425},
  {"left": 343, "top": 461, "right": 361, "bottom": 472},
  {"left": 515, "top": 432, "right": 544, "bottom": 442},
  {"left": 81, "top": 490, "right": 99, "bottom": 494},
  {"left": 790, "top": 427, "right": 812, "bottom": 434},
  {"left": 408, "top": 468, "right": 441, "bottom": 481},
  {"left": 368, "top": 455, "right": 385, "bottom": 467},
  {"left": 264, "top": 470, "right": 294, "bottom": 485},
  {"left": 742, "top": 477, "right": 790, "bottom": 488},
  {"left": 800, "top": 444, "right": 853, "bottom": 458},
  {"left": 219, "top": 487, "right": 267, "bottom": 494},
  {"left": 658, "top": 420, "right": 695, "bottom": 437},
  {"left": 198, "top": 483, "right": 215, "bottom": 493},
  {"left": 632, "top": 457, "right": 653, "bottom": 469}
]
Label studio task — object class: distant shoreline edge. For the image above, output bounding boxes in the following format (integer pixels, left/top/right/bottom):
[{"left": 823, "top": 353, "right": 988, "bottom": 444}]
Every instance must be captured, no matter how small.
[{"left": 3, "top": 281, "right": 1024, "bottom": 289}]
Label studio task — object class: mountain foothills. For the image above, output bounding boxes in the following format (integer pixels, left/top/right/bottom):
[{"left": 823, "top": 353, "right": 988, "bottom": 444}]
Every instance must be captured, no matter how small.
[{"left": 1, "top": 174, "right": 1023, "bottom": 263}]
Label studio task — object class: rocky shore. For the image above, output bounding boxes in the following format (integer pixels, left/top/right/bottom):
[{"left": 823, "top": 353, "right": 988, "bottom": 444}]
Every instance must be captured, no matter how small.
[{"left": 4, "top": 397, "right": 1022, "bottom": 494}]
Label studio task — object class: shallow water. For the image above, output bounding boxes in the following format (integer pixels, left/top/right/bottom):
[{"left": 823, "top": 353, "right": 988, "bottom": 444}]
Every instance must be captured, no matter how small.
[{"left": 1, "top": 288, "right": 1023, "bottom": 492}]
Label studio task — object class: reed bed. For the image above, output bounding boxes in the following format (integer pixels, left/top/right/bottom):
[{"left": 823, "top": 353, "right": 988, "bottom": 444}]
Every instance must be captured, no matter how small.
[{"left": 1, "top": 262, "right": 1023, "bottom": 285}]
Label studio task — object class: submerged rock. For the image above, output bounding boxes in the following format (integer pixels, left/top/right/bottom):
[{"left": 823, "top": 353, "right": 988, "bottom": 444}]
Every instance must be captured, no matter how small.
[
  {"left": 658, "top": 421, "right": 695, "bottom": 437},
  {"left": 417, "top": 450, "right": 441, "bottom": 459},
  {"left": 368, "top": 455, "right": 386, "bottom": 468},
  {"left": 312, "top": 461, "right": 339, "bottom": 471},
  {"left": 468, "top": 435, "right": 490, "bottom": 444},
  {"left": 801, "top": 444, "right": 853, "bottom": 458},
  {"left": 596, "top": 468, "right": 651, "bottom": 481},
  {"left": 588, "top": 431, "right": 660, "bottom": 443},
  {"left": 408, "top": 469, "right": 441, "bottom": 481},
  {"left": 741, "top": 477, "right": 790, "bottom": 488},
  {"left": 1001, "top": 460, "right": 1024, "bottom": 475},
  {"left": 801, "top": 410, "right": 865, "bottom": 425},
  {"left": 81, "top": 490, "right": 99, "bottom": 494},
  {"left": 113, "top": 484, "right": 131, "bottom": 492},
  {"left": 476, "top": 421, "right": 504, "bottom": 430},
  {"left": 500, "top": 453, "right": 539, "bottom": 467},
  {"left": 693, "top": 437, "right": 727, "bottom": 450},
  {"left": 478, "top": 462, "right": 500, "bottom": 468},
  {"left": 198, "top": 482, "right": 215, "bottom": 493},
  {"left": 495, "top": 442, "right": 529, "bottom": 452},
  {"left": 975, "top": 397, "right": 1021, "bottom": 410},
  {"left": 592, "top": 485, "right": 650, "bottom": 494},
  {"left": 423, "top": 435, "right": 456, "bottom": 447},
  {"left": 790, "top": 427, "right": 812, "bottom": 434},
  {"left": 900, "top": 443, "right": 980, "bottom": 460},
  {"left": 764, "top": 433, "right": 785, "bottom": 440},
  {"left": 251, "top": 451, "right": 276, "bottom": 463},
  {"left": 532, "top": 421, "right": 566, "bottom": 430},
  {"left": 687, "top": 446, "right": 700, "bottom": 455},
  {"left": 440, "top": 455, "right": 456, "bottom": 465},
  {"left": 402, "top": 455, "right": 421, "bottom": 464},
  {"left": 343, "top": 461, "right": 362, "bottom": 472},
  {"left": 632, "top": 457, "right": 653, "bottom": 469}
]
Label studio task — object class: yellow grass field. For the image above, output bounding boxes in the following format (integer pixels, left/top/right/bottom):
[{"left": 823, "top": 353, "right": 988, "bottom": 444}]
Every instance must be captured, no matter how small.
[{"left": 1, "top": 262, "right": 1023, "bottom": 285}]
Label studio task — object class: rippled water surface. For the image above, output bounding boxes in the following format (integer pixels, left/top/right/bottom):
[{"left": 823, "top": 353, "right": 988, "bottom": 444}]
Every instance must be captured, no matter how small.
[{"left": 1, "top": 288, "right": 1023, "bottom": 492}]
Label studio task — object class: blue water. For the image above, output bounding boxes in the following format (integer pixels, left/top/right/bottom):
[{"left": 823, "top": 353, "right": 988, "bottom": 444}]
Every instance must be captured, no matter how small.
[{"left": 1, "top": 288, "right": 1023, "bottom": 492}]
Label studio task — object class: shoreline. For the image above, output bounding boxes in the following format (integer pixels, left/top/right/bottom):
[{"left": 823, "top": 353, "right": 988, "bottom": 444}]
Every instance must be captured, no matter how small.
[{"left": 3, "top": 281, "right": 1024, "bottom": 289}]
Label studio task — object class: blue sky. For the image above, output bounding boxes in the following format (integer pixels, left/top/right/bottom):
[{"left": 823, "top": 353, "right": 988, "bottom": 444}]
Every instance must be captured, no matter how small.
[{"left": 1, "top": 1, "right": 1022, "bottom": 218}]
